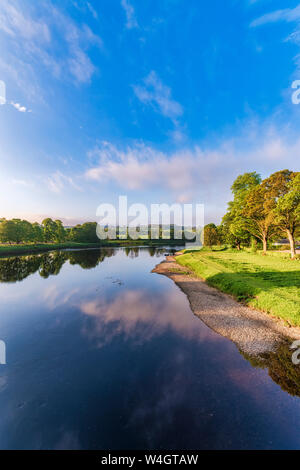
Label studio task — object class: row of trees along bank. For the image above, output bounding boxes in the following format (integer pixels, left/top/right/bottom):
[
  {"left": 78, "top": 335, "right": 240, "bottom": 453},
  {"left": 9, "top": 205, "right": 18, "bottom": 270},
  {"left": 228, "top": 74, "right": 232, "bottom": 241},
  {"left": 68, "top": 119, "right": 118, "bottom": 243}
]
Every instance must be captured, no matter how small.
[
  {"left": 0, "top": 169, "right": 298, "bottom": 257},
  {"left": 203, "top": 170, "right": 300, "bottom": 259},
  {"left": 0, "top": 219, "right": 99, "bottom": 244}
]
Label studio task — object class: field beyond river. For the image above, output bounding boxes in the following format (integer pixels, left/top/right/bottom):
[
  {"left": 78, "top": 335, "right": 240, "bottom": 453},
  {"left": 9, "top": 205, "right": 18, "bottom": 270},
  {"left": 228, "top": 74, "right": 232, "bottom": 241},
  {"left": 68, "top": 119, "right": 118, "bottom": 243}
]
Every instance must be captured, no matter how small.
[{"left": 175, "top": 249, "right": 300, "bottom": 327}]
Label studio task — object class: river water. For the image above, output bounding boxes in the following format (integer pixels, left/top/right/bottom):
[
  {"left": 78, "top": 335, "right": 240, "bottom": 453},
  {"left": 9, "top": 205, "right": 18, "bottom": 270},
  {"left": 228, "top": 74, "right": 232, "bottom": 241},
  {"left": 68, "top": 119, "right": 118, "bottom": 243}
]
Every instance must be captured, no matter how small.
[{"left": 0, "top": 247, "right": 299, "bottom": 450}]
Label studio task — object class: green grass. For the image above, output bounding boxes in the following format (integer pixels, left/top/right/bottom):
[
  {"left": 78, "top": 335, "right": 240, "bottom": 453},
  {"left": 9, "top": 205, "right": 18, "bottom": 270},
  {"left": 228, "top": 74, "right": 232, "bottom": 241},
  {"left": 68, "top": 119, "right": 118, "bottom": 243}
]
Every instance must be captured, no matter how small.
[
  {"left": 0, "top": 242, "right": 101, "bottom": 256},
  {"left": 176, "top": 248, "right": 300, "bottom": 326}
]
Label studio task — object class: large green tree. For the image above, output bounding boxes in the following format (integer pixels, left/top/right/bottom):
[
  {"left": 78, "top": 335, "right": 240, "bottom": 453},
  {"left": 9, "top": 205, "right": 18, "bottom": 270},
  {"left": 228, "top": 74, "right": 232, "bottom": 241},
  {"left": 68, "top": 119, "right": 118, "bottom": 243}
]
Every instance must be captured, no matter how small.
[
  {"left": 32, "top": 223, "right": 44, "bottom": 243},
  {"left": 15, "top": 219, "right": 33, "bottom": 243},
  {"left": 243, "top": 185, "right": 277, "bottom": 254},
  {"left": 69, "top": 222, "right": 98, "bottom": 243},
  {"left": 54, "top": 220, "right": 66, "bottom": 243},
  {"left": 273, "top": 173, "right": 300, "bottom": 259},
  {"left": 221, "top": 172, "right": 261, "bottom": 249},
  {"left": 0, "top": 219, "right": 34, "bottom": 244},
  {"left": 203, "top": 223, "right": 219, "bottom": 248},
  {"left": 243, "top": 170, "right": 297, "bottom": 256},
  {"left": 42, "top": 218, "right": 58, "bottom": 242},
  {"left": 0, "top": 220, "right": 16, "bottom": 244}
]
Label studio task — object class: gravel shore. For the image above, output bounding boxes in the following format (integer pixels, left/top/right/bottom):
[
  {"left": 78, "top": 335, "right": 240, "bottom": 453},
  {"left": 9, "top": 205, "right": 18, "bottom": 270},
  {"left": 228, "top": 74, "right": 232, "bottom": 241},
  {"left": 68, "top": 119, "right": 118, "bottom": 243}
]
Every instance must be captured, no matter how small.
[{"left": 153, "top": 255, "right": 300, "bottom": 357}]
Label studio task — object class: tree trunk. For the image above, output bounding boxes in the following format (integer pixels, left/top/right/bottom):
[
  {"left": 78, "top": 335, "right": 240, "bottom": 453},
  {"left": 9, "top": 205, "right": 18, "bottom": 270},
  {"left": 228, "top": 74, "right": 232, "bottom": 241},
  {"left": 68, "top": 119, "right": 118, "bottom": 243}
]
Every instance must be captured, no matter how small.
[
  {"left": 236, "top": 241, "right": 241, "bottom": 250},
  {"left": 286, "top": 229, "right": 296, "bottom": 259},
  {"left": 262, "top": 234, "right": 267, "bottom": 255}
]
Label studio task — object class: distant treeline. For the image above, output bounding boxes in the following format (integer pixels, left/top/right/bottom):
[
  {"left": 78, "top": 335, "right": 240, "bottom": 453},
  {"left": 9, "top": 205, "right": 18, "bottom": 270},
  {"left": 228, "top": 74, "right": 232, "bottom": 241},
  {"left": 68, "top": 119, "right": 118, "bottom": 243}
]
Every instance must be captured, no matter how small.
[
  {"left": 0, "top": 218, "right": 100, "bottom": 244},
  {"left": 0, "top": 218, "right": 186, "bottom": 246},
  {"left": 203, "top": 169, "right": 300, "bottom": 259},
  {"left": 1, "top": 169, "right": 298, "bottom": 257}
]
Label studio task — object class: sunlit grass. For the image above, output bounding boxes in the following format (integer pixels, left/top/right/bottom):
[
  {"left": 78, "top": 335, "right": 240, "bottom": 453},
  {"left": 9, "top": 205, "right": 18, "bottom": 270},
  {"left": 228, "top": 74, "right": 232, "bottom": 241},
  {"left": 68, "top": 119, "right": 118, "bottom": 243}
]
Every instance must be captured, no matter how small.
[{"left": 176, "top": 249, "right": 300, "bottom": 326}]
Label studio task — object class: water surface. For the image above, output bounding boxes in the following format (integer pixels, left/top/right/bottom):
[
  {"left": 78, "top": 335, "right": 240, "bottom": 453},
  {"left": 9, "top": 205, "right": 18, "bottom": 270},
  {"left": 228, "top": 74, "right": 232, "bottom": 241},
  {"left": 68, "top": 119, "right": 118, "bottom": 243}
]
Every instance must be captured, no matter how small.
[{"left": 0, "top": 247, "right": 299, "bottom": 450}]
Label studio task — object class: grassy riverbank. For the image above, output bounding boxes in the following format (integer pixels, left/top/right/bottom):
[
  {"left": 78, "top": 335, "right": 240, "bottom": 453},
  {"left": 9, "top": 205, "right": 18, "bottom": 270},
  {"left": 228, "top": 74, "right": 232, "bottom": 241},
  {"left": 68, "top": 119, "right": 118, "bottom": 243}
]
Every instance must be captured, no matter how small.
[
  {"left": 0, "top": 242, "right": 101, "bottom": 256},
  {"left": 0, "top": 239, "right": 183, "bottom": 256},
  {"left": 176, "top": 249, "right": 300, "bottom": 326}
]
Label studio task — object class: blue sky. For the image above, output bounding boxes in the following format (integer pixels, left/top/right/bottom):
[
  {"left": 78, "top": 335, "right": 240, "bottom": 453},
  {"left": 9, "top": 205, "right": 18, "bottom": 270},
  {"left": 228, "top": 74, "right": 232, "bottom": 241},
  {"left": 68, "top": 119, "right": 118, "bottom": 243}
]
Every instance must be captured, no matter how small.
[{"left": 0, "top": 0, "right": 299, "bottom": 224}]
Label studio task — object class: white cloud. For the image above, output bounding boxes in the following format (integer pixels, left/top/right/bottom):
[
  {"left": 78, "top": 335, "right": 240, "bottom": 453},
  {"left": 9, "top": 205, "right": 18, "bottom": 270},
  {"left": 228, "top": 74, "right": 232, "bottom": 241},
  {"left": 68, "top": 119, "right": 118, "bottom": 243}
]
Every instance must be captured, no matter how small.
[
  {"left": 85, "top": 130, "right": 299, "bottom": 222},
  {"left": 86, "top": 141, "right": 199, "bottom": 193},
  {"left": 86, "top": 2, "right": 98, "bottom": 20},
  {"left": 10, "top": 101, "right": 28, "bottom": 112},
  {"left": 121, "top": 0, "right": 138, "bottom": 29},
  {"left": 0, "top": 0, "right": 103, "bottom": 95},
  {"left": 44, "top": 6, "right": 103, "bottom": 84},
  {"left": 47, "top": 171, "right": 82, "bottom": 194},
  {"left": 68, "top": 48, "right": 96, "bottom": 84},
  {"left": 134, "top": 71, "right": 183, "bottom": 121},
  {"left": 250, "top": 5, "right": 300, "bottom": 28},
  {"left": 250, "top": 3, "right": 300, "bottom": 77},
  {"left": 0, "top": 0, "right": 50, "bottom": 41}
]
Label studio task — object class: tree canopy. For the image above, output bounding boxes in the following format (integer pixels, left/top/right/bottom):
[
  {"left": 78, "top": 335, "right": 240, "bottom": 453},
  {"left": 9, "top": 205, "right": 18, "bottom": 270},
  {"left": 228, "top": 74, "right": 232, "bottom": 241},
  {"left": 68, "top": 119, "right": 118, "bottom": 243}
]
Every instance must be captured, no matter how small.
[{"left": 222, "top": 169, "right": 299, "bottom": 257}]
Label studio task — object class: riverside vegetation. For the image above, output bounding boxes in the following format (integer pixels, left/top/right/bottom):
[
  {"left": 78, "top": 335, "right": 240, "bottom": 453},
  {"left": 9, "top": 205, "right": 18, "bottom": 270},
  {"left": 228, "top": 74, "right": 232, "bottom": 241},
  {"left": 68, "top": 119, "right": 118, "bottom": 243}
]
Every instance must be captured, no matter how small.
[
  {"left": 1, "top": 169, "right": 298, "bottom": 256},
  {"left": 203, "top": 169, "right": 300, "bottom": 259},
  {"left": 175, "top": 169, "right": 300, "bottom": 327},
  {"left": 176, "top": 248, "right": 300, "bottom": 326},
  {"left": 1, "top": 169, "right": 299, "bottom": 326},
  {"left": 0, "top": 219, "right": 183, "bottom": 255}
]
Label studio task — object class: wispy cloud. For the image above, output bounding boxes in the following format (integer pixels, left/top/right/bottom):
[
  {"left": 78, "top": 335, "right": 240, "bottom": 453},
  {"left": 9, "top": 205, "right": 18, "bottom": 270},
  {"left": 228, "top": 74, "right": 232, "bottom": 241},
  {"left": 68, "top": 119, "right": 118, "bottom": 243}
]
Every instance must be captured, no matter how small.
[
  {"left": 0, "top": 0, "right": 103, "bottom": 100},
  {"left": 85, "top": 129, "right": 299, "bottom": 221},
  {"left": 133, "top": 71, "right": 185, "bottom": 141},
  {"left": 250, "top": 3, "right": 300, "bottom": 76},
  {"left": 47, "top": 171, "right": 82, "bottom": 194},
  {"left": 121, "top": 0, "right": 138, "bottom": 30},
  {"left": 9, "top": 100, "right": 32, "bottom": 112},
  {"left": 250, "top": 5, "right": 300, "bottom": 28},
  {"left": 86, "top": 2, "right": 98, "bottom": 20},
  {"left": 0, "top": 0, "right": 50, "bottom": 40},
  {"left": 68, "top": 48, "right": 96, "bottom": 84},
  {"left": 44, "top": 5, "right": 103, "bottom": 84},
  {"left": 133, "top": 71, "right": 183, "bottom": 121}
]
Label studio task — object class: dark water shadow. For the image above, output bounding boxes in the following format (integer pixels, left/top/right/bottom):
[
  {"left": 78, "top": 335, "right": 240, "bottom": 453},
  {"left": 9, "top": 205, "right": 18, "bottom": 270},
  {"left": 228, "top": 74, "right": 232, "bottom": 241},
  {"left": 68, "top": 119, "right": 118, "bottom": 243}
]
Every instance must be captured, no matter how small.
[{"left": 242, "top": 342, "right": 300, "bottom": 398}]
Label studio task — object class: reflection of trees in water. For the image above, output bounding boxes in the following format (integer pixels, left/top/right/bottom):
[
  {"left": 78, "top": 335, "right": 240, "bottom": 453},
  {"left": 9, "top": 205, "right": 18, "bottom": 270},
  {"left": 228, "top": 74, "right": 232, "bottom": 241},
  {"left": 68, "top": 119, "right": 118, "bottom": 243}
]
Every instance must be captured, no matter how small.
[
  {"left": 0, "top": 255, "right": 42, "bottom": 283},
  {"left": 125, "top": 247, "right": 140, "bottom": 258},
  {"left": 148, "top": 247, "right": 156, "bottom": 257},
  {"left": 1, "top": 248, "right": 299, "bottom": 400},
  {"left": 39, "top": 252, "right": 67, "bottom": 278},
  {"left": 0, "top": 248, "right": 118, "bottom": 283},
  {"left": 68, "top": 250, "right": 100, "bottom": 269},
  {"left": 147, "top": 247, "right": 166, "bottom": 257},
  {"left": 68, "top": 248, "right": 116, "bottom": 269},
  {"left": 154, "top": 248, "right": 166, "bottom": 257},
  {"left": 97, "top": 248, "right": 116, "bottom": 264},
  {"left": 242, "top": 341, "right": 300, "bottom": 398},
  {"left": 124, "top": 246, "right": 166, "bottom": 258}
]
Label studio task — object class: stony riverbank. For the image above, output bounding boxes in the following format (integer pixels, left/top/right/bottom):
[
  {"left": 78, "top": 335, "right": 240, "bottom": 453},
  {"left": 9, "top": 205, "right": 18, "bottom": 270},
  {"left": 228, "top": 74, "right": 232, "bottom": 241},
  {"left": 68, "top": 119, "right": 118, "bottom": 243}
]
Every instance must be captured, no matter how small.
[{"left": 153, "top": 255, "right": 300, "bottom": 357}]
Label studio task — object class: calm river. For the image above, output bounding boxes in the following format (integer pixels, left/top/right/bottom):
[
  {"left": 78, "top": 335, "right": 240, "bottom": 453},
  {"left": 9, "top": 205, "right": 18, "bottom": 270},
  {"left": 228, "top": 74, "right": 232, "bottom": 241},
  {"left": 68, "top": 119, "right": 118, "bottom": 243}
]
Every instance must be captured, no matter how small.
[{"left": 0, "top": 247, "right": 299, "bottom": 450}]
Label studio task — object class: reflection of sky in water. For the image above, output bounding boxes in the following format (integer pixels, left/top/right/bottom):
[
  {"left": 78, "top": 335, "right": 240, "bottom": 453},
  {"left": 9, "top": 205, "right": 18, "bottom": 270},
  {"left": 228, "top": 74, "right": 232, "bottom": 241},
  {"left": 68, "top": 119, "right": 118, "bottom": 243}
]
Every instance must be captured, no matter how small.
[{"left": 0, "top": 247, "right": 299, "bottom": 450}]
